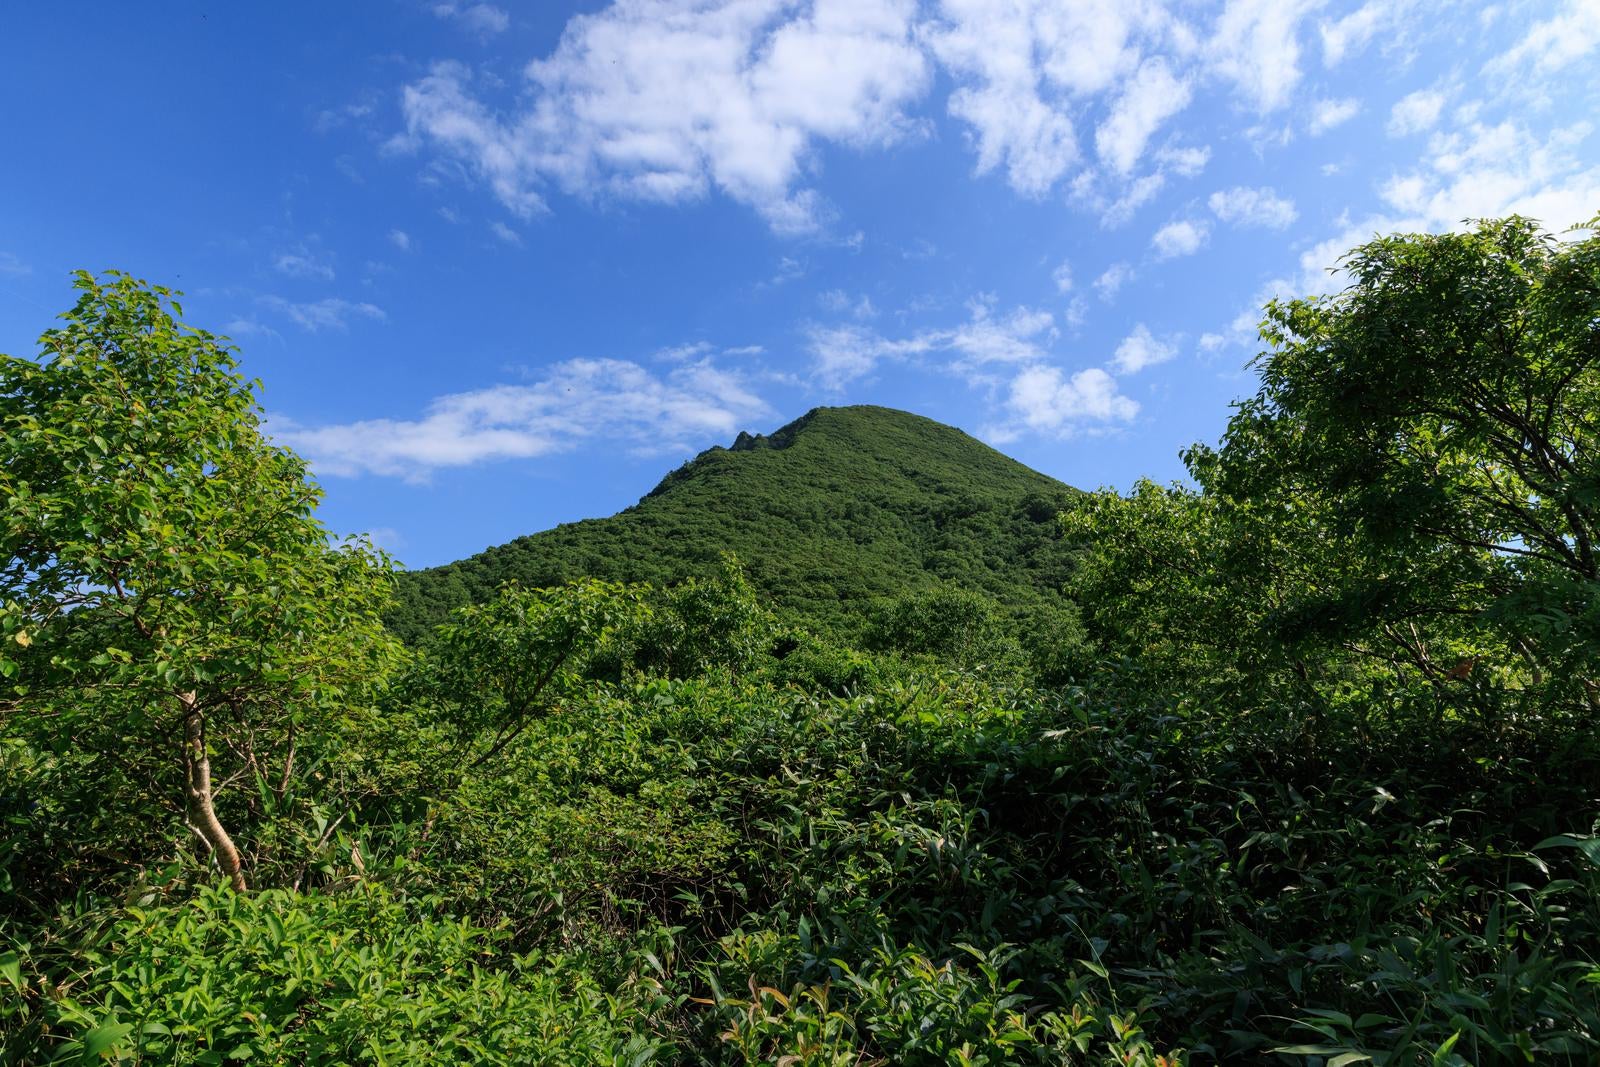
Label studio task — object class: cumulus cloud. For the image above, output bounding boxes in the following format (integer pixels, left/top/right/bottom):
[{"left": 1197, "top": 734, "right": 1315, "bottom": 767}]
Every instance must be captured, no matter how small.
[
  {"left": 818, "top": 289, "right": 878, "bottom": 318},
  {"left": 1110, "top": 323, "right": 1177, "bottom": 374},
  {"left": 1387, "top": 88, "right": 1446, "bottom": 137},
  {"left": 1093, "top": 172, "right": 1168, "bottom": 227},
  {"left": 260, "top": 296, "right": 386, "bottom": 332},
  {"left": 806, "top": 323, "right": 935, "bottom": 389},
  {"left": 273, "top": 249, "right": 335, "bottom": 281},
  {"left": 927, "top": 0, "right": 1149, "bottom": 196},
  {"left": 388, "top": 229, "right": 412, "bottom": 251},
  {"left": 1378, "top": 120, "right": 1600, "bottom": 236},
  {"left": 388, "top": 0, "right": 1451, "bottom": 229},
  {"left": 1151, "top": 218, "right": 1209, "bottom": 259},
  {"left": 431, "top": 3, "right": 510, "bottom": 37},
  {"left": 1156, "top": 144, "right": 1211, "bottom": 177},
  {"left": 1209, "top": 185, "right": 1297, "bottom": 228},
  {"left": 1308, "top": 97, "right": 1359, "bottom": 135},
  {"left": 275, "top": 355, "right": 769, "bottom": 481},
  {"left": 1006, "top": 365, "right": 1138, "bottom": 432},
  {"left": 1206, "top": 110, "right": 1600, "bottom": 351},
  {"left": 1093, "top": 261, "right": 1134, "bottom": 301},
  {"left": 945, "top": 301, "right": 1057, "bottom": 375},
  {"left": 1051, "top": 260, "right": 1074, "bottom": 293},
  {"left": 1318, "top": 0, "right": 1403, "bottom": 66},
  {"left": 808, "top": 294, "right": 1136, "bottom": 439},
  {"left": 1485, "top": 0, "right": 1600, "bottom": 78},
  {"left": 1208, "top": 0, "right": 1319, "bottom": 112},
  {"left": 806, "top": 297, "right": 1055, "bottom": 390},
  {"left": 1096, "top": 57, "right": 1192, "bottom": 175},
  {"left": 398, "top": 0, "right": 930, "bottom": 232}
]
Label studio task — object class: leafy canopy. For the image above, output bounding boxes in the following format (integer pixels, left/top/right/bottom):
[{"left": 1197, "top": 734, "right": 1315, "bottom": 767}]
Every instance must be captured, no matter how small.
[{"left": 0, "top": 270, "right": 401, "bottom": 891}]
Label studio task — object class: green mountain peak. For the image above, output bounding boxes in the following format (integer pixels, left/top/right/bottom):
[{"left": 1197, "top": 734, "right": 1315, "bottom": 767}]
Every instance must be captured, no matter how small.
[{"left": 387, "top": 405, "right": 1078, "bottom": 641}]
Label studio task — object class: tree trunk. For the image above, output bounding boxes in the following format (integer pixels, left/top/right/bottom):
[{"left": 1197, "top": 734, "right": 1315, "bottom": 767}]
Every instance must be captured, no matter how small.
[{"left": 181, "top": 694, "right": 247, "bottom": 892}]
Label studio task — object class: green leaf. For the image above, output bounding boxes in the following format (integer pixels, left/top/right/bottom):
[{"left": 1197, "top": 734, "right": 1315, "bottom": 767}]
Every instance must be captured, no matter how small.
[
  {"left": 81, "top": 1019, "right": 134, "bottom": 1059},
  {"left": 1534, "top": 834, "right": 1600, "bottom": 868},
  {"left": 0, "top": 950, "right": 21, "bottom": 989}
]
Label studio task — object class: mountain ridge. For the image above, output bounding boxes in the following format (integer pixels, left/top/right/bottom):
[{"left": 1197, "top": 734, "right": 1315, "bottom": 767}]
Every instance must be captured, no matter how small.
[{"left": 387, "top": 405, "right": 1079, "bottom": 642}]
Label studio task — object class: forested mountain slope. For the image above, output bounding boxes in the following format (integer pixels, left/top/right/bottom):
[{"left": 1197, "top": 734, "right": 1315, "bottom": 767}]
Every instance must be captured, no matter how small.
[{"left": 388, "top": 405, "right": 1079, "bottom": 641}]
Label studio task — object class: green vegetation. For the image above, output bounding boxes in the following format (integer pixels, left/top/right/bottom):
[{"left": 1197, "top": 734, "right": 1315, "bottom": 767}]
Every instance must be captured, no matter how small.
[
  {"left": 388, "top": 404, "right": 1080, "bottom": 644},
  {"left": 3, "top": 216, "right": 1600, "bottom": 1065}
]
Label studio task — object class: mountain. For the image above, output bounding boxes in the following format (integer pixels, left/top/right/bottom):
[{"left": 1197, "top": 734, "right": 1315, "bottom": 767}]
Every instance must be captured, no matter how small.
[{"left": 386, "top": 405, "right": 1080, "bottom": 642}]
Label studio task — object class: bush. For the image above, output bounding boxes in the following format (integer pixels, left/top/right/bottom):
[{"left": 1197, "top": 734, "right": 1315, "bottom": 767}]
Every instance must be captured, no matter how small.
[{"left": 4, "top": 883, "right": 668, "bottom": 1065}]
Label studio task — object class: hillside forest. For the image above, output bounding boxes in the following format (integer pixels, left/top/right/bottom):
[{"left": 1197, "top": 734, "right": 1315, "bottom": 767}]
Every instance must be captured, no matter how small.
[{"left": 2, "top": 214, "right": 1600, "bottom": 1064}]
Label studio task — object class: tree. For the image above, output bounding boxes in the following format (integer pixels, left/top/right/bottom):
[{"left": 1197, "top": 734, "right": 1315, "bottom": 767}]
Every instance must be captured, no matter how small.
[
  {"left": 1204, "top": 215, "right": 1600, "bottom": 709},
  {"left": 417, "top": 578, "right": 641, "bottom": 776},
  {"left": 0, "top": 271, "right": 401, "bottom": 892},
  {"left": 865, "top": 585, "right": 1016, "bottom": 670}
]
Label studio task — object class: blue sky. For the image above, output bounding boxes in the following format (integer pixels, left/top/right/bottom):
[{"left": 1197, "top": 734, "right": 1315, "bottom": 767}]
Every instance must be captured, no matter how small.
[{"left": 2, "top": 1, "right": 1597, "bottom": 568}]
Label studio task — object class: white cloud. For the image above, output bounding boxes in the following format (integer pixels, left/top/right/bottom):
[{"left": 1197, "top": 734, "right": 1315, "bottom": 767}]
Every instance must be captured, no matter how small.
[
  {"left": 1093, "top": 261, "right": 1134, "bottom": 301},
  {"left": 273, "top": 249, "right": 335, "bottom": 281},
  {"left": 818, "top": 289, "right": 877, "bottom": 318},
  {"left": 806, "top": 297, "right": 1055, "bottom": 389},
  {"left": 0, "top": 252, "right": 30, "bottom": 276},
  {"left": 276, "top": 355, "right": 769, "bottom": 481},
  {"left": 260, "top": 296, "right": 386, "bottom": 332},
  {"left": 768, "top": 256, "right": 806, "bottom": 286},
  {"left": 1051, "top": 260, "right": 1073, "bottom": 293},
  {"left": 928, "top": 24, "right": 1077, "bottom": 194},
  {"left": 806, "top": 323, "right": 934, "bottom": 389},
  {"left": 654, "top": 341, "right": 714, "bottom": 363},
  {"left": 1209, "top": 185, "right": 1297, "bottom": 228},
  {"left": 1006, "top": 365, "right": 1138, "bottom": 432},
  {"left": 928, "top": 0, "right": 1161, "bottom": 196},
  {"left": 357, "top": 526, "right": 405, "bottom": 553},
  {"left": 1208, "top": 0, "right": 1318, "bottom": 113},
  {"left": 1308, "top": 97, "right": 1359, "bottom": 135},
  {"left": 1097, "top": 172, "right": 1167, "bottom": 227},
  {"left": 1073, "top": 136, "right": 1214, "bottom": 229},
  {"left": 1151, "top": 218, "right": 1209, "bottom": 259},
  {"left": 432, "top": 3, "right": 510, "bottom": 37},
  {"left": 223, "top": 318, "right": 280, "bottom": 341},
  {"left": 313, "top": 101, "right": 376, "bottom": 135},
  {"left": 945, "top": 301, "right": 1056, "bottom": 373},
  {"left": 490, "top": 221, "right": 523, "bottom": 245},
  {"left": 389, "top": 229, "right": 412, "bottom": 251},
  {"left": 1387, "top": 88, "right": 1446, "bottom": 137},
  {"left": 1063, "top": 295, "right": 1088, "bottom": 328},
  {"left": 1222, "top": 114, "right": 1600, "bottom": 342},
  {"left": 1110, "top": 323, "right": 1177, "bottom": 374},
  {"left": 1318, "top": 1, "right": 1397, "bottom": 66},
  {"left": 1485, "top": 0, "right": 1600, "bottom": 78},
  {"left": 1096, "top": 57, "right": 1192, "bottom": 175},
  {"left": 399, "top": 1, "right": 929, "bottom": 233},
  {"left": 1379, "top": 120, "right": 1600, "bottom": 234},
  {"left": 1155, "top": 144, "right": 1211, "bottom": 177}
]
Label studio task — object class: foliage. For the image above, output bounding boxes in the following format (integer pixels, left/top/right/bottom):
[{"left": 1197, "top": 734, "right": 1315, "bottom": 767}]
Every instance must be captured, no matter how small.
[
  {"left": 3, "top": 882, "right": 666, "bottom": 1064},
  {"left": 863, "top": 586, "right": 1016, "bottom": 669},
  {"left": 388, "top": 405, "right": 1080, "bottom": 643},
  {"left": 619, "top": 557, "right": 775, "bottom": 680},
  {"left": 1205, "top": 216, "right": 1600, "bottom": 714},
  {"left": 0, "top": 271, "right": 401, "bottom": 900},
  {"left": 7, "top": 222, "right": 1600, "bottom": 1065}
]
